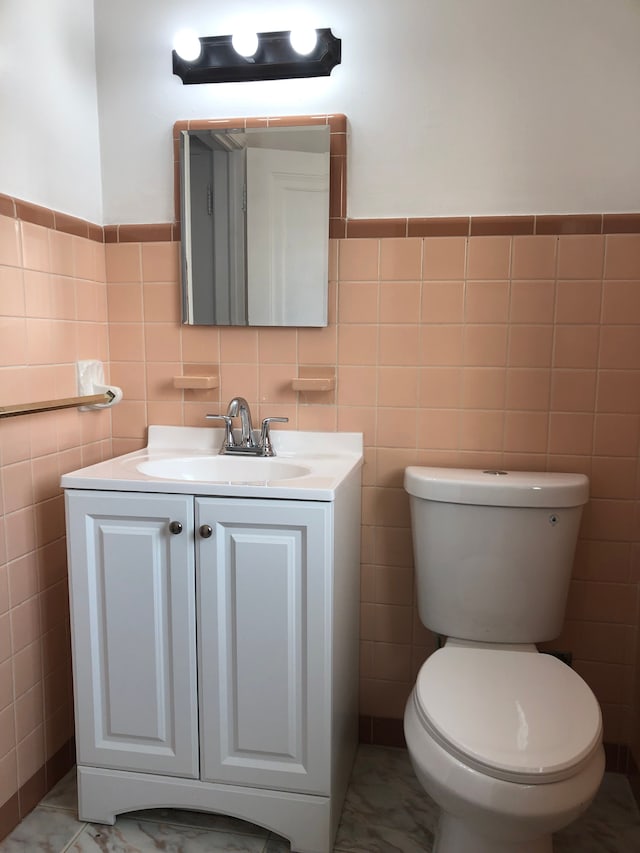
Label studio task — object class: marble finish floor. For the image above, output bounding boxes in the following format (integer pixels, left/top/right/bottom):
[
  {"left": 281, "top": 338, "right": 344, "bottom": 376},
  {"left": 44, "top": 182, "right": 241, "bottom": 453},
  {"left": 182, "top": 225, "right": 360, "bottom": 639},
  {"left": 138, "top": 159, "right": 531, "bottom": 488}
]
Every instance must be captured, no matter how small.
[{"left": 1, "top": 745, "right": 639, "bottom": 852}]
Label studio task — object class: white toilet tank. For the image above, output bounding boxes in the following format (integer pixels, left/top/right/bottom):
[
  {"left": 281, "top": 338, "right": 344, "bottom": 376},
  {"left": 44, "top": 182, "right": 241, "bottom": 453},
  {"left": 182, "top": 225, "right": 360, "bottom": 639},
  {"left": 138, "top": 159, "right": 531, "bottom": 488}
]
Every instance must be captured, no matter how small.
[{"left": 404, "top": 467, "right": 589, "bottom": 643}]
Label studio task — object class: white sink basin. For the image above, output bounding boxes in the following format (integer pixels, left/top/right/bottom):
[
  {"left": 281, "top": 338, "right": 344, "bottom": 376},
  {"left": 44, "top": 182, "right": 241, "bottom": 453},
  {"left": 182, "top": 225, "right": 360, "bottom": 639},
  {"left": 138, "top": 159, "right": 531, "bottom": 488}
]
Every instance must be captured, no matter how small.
[
  {"left": 137, "top": 456, "right": 311, "bottom": 483},
  {"left": 61, "top": 426, "right": 364, "bottom": 500}
]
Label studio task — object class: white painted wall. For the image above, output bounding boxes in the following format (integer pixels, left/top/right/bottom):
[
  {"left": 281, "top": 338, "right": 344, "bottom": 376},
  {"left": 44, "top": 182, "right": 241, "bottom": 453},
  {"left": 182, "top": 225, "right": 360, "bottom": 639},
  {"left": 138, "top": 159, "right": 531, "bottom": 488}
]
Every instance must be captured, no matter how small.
[
  {"left": 94, "top": 0, "right": 640, "bottom": 225},
  {"left": 0, "top": 0, "right": 102, "bottom": 223},
  {"left": 4, "top": 1, "right": 637, "bottom": 224}
]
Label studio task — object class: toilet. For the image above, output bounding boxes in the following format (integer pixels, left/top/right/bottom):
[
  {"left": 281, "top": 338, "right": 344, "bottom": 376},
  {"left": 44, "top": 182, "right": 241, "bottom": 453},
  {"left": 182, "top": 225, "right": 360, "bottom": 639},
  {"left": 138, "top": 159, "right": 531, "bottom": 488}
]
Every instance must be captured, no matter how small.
[{"left": 403, "top": 466, "right": 605, "bottom": 853}]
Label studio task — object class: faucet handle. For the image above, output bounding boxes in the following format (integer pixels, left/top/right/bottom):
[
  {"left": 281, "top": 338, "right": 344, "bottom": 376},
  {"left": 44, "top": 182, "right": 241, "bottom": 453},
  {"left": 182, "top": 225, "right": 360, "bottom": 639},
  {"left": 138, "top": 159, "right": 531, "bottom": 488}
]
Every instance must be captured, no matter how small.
[
  {"left": 260, "top": 417, "right": 289, "bottom": 457},
  {"left": 205, "top": 414, "right": 236, "bottom": 448}
]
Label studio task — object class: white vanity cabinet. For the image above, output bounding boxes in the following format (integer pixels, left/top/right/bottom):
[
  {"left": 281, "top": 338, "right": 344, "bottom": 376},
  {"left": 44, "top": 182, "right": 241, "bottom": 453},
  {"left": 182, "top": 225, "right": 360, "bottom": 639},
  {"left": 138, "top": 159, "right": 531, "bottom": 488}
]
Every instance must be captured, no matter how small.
[
  {"left": 65, "top": 491, "right": 199, "bottom": 778},
  {"left": 63, "top": 439, "right": 361, "bottom": 853},
  {"left": 196, "top": 497, "right": 331, "bottom": 794}
]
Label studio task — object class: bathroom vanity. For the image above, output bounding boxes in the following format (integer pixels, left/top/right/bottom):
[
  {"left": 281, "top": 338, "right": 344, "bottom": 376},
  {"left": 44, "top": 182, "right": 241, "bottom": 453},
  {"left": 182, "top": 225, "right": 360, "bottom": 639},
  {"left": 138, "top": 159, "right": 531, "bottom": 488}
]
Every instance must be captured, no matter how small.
[{"left": 61, "top": 426, "right": 362, "bottom": 853}]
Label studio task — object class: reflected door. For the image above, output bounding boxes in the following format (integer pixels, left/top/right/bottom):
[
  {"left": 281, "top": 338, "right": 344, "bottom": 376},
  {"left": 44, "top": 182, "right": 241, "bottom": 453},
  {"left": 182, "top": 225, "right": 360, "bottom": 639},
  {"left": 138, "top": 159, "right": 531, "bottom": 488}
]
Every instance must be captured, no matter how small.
[{"left": 246, "top": 147, "right": 329, "bottom": 326}]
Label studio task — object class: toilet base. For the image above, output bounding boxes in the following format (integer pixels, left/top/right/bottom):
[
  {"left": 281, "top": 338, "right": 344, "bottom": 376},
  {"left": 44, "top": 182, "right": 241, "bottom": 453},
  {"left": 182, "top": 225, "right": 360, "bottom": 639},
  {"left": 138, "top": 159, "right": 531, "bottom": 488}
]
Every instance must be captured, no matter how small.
[
  {"left": 435, "top": 812, "right": 552, "bottom": 853},
  {"left": 405, "top": 682, "right": 604, "bottom": 853}
]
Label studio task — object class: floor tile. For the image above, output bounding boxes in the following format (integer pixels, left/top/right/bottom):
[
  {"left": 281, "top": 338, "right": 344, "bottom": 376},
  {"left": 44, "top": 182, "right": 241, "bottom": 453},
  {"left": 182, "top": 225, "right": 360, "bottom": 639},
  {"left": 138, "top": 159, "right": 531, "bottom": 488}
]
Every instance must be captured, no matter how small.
[
  {"left": 555, "top": 771, "right": 640, "bottom": 853},
  {"left": 69, "top": 818, "right": 268, "bottom": 851},
  {"left": 264, "top": 835, "right": 290, "bottom": 853},
  {"left": 0, "top": 806, "right": 84, "bottom": 852},
  {"left": 0, "top": 746, "right": 638, "bottom": 852},
  {"left": 40, "top": 770, "right": 78, "bottom": 813},
  {"left": 129, "top": 807, "right": 269, "bottom": 838}
]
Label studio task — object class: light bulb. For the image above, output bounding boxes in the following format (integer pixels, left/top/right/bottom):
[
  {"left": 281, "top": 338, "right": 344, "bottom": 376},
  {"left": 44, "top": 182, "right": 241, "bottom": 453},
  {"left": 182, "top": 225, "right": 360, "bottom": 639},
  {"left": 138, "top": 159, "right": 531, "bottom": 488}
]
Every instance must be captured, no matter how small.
[
  {"left": 173, "top": 29, "right": 201, "bottom": 62},
  {"left": 289, "top": 28, "right": 317, "bottom": 56},
  {"left": 231, "top": 30, "right": 259, "bottom": 58}
]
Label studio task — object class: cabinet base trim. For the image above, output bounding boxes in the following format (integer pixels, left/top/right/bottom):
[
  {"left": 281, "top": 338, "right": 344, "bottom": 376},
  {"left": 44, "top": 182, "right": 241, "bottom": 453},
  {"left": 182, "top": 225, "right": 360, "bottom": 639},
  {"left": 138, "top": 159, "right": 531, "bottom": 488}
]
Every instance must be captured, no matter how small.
[{"left": 77, "top": 765, "right": 334, "bottom": 853}]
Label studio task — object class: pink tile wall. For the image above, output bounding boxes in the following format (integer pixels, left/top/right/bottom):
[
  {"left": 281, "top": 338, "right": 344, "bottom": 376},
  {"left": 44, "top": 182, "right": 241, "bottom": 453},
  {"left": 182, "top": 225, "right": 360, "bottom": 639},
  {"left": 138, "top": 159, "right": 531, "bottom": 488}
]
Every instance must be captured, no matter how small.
[
  {"left": 3, "top": 205, "right": 639, "bottom": 818},
  {"left": 0, "top": 214, "right": 110, "bottom": 819},
  {"left": 106, "top": 233, "right": 640, "bottom": 752}
]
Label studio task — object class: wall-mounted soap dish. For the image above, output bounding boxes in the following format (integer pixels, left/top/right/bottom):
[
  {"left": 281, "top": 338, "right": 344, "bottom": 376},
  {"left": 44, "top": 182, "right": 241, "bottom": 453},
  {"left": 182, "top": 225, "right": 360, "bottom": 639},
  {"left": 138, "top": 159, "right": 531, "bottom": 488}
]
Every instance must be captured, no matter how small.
[
  {"left": 291, "top": 368, "right": 336, "bottom": 393},
  {"left": 173, "top": 375, "right": 220, "bottom": 390},
  {"left": 291, "top": 377, "right": 335, "bottom": 392}
]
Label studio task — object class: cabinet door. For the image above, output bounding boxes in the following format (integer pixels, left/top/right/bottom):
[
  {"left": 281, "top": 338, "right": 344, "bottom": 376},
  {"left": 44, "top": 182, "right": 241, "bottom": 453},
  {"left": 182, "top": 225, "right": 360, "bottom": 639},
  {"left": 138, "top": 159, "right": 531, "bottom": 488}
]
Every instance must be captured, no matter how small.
[
  {"left": 196, "top": 498, "right": 331, "bottom": 794},
  {"left": 66, "top": 490, "right": 199, "bottom": 778}
]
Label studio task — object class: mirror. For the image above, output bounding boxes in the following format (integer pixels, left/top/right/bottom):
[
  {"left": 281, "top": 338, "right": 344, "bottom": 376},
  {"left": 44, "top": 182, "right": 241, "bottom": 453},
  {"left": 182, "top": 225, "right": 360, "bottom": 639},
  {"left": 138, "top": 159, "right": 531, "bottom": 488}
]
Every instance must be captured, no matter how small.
[{"left": 179, "top": 124, "right": 330, "bottom": 327}]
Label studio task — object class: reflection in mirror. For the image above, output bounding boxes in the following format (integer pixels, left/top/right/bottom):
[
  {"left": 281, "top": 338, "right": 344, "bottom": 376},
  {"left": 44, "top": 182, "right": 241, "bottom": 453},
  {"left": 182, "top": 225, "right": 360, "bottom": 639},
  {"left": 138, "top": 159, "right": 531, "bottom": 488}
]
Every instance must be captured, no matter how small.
[{"left": 180, "top": 124, "right": 330, "bottom": 327}]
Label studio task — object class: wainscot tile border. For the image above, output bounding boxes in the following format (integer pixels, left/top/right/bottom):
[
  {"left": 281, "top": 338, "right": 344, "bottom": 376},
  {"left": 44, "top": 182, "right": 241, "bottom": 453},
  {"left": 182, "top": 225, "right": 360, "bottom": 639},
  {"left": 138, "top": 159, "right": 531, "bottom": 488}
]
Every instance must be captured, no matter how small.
[{"left": 3, "top": 198, "right": 640, "bottom": 243}]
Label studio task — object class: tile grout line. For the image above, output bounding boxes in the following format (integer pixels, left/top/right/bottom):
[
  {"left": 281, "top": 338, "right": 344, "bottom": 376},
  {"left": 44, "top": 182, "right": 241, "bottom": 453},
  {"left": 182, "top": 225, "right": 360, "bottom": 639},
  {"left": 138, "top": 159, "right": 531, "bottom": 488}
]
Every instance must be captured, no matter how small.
[{"left": 59, "top": 824, "right": 88, "bottom": 853}]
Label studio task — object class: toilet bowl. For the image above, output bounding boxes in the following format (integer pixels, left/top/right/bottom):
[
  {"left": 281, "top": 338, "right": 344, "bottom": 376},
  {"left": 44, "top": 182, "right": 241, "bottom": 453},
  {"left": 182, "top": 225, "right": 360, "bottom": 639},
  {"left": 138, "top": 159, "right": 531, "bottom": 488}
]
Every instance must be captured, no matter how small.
[
  {"left": 404, "top": 641, "right": 604, "bottom": 853},
  {"left": 403, "top": 467, "right": 604, "bottom": 852}
]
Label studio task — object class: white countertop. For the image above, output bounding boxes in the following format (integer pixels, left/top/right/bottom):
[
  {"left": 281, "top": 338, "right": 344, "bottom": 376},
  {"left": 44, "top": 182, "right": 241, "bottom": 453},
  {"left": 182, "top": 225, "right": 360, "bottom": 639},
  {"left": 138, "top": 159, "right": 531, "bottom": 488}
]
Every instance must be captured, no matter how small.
[{"left": 61, "top": 426, "right": 364, "bottom": 501}]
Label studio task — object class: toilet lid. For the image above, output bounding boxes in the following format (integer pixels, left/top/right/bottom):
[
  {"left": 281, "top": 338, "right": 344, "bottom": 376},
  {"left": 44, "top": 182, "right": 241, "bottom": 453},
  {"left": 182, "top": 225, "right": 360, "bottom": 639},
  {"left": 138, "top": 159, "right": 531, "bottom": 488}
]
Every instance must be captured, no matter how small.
[{"left": 414, "top": 645, "right": 602, "bottom": 784}]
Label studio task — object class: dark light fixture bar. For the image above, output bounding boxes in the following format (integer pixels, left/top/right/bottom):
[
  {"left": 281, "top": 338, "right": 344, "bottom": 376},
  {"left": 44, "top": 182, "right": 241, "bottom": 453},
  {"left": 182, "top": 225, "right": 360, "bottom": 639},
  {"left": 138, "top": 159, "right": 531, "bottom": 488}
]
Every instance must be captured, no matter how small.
[{"left": 172, "top": 29, "right": 341, "bottom": 85}]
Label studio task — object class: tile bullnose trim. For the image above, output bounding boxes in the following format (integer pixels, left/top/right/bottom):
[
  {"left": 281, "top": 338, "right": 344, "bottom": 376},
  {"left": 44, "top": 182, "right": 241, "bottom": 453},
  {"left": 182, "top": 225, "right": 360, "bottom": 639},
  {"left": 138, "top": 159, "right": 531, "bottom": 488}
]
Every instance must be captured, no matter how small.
[
  {"left": 1, "top": 191, "right": 639, "bottom": 242},
  {"left": 340, "top": 213, "right": 640, "bottom": 239},
  {"left": 2, "top": 194, "right": 104, "bottom": 242},
  {"left": 0, "top": 193, "right": 16, "bottom": 218},
  {"left": 115, "top": 223, "right": 176, "bottom": 243},
  {"left": 116, "top": 213, "right": 640, "bottom": 243},
  {"left": 106, "top": 213, "right": 640, "bottom": 242}
]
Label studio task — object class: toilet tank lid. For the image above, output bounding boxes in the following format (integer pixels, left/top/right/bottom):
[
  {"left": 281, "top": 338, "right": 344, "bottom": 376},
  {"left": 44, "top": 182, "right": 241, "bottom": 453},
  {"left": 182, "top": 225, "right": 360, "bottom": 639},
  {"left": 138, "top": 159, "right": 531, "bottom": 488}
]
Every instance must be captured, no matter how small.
[{"left": 404, "top": 467, "right": 589, "bottom": 508}]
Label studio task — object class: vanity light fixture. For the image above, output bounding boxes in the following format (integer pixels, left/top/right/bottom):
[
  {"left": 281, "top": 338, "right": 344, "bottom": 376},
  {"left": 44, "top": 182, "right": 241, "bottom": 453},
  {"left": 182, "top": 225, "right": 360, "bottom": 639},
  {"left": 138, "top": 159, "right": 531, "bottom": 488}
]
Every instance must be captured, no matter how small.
[
  {"left": 172, "top": 29, "right": 202, "bottom": 62},
  {"left": 172, "top": 28, "right": 341, "bottom": 84},
  {"left": 289, "top": 28, "right": 318, "bottom": 56},
  {"left": 231, "top": 30, "right": 259, "bottom": 58}
]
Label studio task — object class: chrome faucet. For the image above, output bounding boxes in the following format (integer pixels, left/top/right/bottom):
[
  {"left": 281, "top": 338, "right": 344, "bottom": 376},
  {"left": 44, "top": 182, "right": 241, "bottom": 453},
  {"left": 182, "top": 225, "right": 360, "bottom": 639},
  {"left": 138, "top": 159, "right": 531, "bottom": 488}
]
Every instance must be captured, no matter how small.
[
  {"left": 227, "top": 396, "right": 256, "bottom": 448},
  {"left": 206, "top": 398, "right": 288, "bottom": 456}
]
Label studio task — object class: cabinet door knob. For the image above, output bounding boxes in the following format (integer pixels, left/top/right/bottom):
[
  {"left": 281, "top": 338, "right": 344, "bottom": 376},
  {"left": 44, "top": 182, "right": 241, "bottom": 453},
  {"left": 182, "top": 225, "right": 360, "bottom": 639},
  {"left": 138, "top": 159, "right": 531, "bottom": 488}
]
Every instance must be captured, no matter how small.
[
  {"left": 199, "top": 524, "right": 213, "bottom": 539},
  {"left": 169, "top": 521, "right": 183, "bottom": 535}
]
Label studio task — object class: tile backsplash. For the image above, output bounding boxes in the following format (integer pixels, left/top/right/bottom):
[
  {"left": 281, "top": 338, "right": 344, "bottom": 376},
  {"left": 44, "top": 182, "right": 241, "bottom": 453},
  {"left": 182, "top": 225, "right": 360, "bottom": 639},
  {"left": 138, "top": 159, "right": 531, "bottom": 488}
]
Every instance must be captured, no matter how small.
[
  {"left": 1, "top": 195, "right": 640, "bottom": 832},
  {"left": 104, "top": 229, "right": 640, "bottom": 752}
]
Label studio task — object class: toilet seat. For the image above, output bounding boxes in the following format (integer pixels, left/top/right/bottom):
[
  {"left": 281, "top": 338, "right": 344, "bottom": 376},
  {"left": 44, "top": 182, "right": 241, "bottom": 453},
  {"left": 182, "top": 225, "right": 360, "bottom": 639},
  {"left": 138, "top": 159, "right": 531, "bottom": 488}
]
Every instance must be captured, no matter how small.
[{"left": 413, "top": 645, "right": 602, "bottom": 785}]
